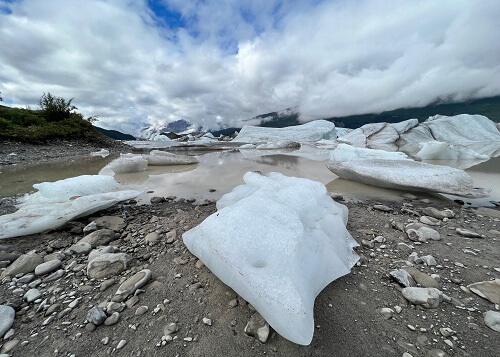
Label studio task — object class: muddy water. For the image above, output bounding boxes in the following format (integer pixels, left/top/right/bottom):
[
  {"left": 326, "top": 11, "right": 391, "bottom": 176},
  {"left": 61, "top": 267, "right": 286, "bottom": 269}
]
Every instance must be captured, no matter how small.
[{"left": 1, "top": 150, "right": 499, "bottom": 206}]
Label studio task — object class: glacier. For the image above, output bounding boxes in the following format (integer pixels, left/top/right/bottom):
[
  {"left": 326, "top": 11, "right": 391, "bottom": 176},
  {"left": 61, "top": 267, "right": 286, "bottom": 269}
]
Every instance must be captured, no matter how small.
[
  {"left": 233, "top": 120, "right": 338, "bottom": 143},
  {"left": 327, "top": 160, "right": 490, "bottom": 198},
  {"left": 0, "top": 175, "right": 140, "bottom": 239},
  {"left": 182, "top": 172, "right": 359, "bottom": 345}
]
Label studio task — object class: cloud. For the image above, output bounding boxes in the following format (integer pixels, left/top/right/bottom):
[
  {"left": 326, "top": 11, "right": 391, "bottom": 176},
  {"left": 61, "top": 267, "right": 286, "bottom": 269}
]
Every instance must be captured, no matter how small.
[{"left": 0, "top": 0, "right": 499, "bottom": 134}]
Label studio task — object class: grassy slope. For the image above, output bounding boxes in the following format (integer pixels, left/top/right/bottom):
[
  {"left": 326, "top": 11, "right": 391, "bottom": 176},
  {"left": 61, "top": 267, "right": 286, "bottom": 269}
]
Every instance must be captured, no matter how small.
[{"left": 0, "top": 104, "right": 107, "bottom": 143}]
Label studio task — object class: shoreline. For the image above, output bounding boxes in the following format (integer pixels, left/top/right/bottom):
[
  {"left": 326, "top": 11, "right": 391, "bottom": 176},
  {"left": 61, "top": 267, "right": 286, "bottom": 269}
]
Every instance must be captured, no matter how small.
[{"left": 0, "top": 195, "right": 499, "bottom": 356}]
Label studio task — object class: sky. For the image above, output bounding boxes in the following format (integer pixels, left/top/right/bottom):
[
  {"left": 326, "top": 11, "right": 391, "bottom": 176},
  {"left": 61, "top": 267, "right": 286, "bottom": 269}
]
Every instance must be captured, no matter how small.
[{"left": 1, "top": 0, "right": 500, "bottom": 135}]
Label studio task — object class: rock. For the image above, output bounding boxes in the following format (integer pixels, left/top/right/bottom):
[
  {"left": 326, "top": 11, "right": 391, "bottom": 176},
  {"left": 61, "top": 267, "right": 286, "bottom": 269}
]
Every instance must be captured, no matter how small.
[
  {"left": 125, "top": 296, "right": 140, "bottom": 308},
  {"left": 439, "top": 327, "right": 456, "bottom": 337},
  {"left": 0, "top": 252, "right": 43, "bottom": 279},
  {"left": 389, "top": 269, "right": 415, "bottom": 287},
  {"left": 35, "top": 259, "right": 62, "bottom": 275},
  {"left": 467, "top": 279, "right": 500, "bottom": 304},
  {"left": 483, "top": 310, "right": 500, "bottom": 332},
  {"left": 402, "top": 287, "right": 443, "bottom": 308},
  {"left": 87, "top": 306, "right": 107, "bottom": 326},
  {"left": 402, "top": 193, "right": 418, "bottom": 200},
  {"left": 135, "top": 306, "right": 148, "bottom": 316},
  {"left": 405, "top": 223, "right": 440, "bottom": 242},
  {"left": 0, "top": 339, "right": 19, "bottom": 354},
  {"left": 202, "top": 317, "right": 212, "bottom": 326},
  {"left": 378, "top": 308, "right": 394, "bottom": 319},
  {"left": 145, "top": 232, "right": 160, "bottom": 245},
  {"left": 373, "top": 204, "right": 392, "bottom": 212},
  {"left": 0, "top": 305, "right": 15, "bottom": 338},
  {"left": 87, "top": 253, "right": 130, "bottom": 279},
  {"left": 100, "top": 278, "right": 116, "bottom": 292},
  {"left": 166, "top": 229, "right": 177, "bottom": 243},
  {"left": 173, "top": 257, "right": 188, "bottom": 265},
  {"left": 403, "top": 268, "right": 440, "bottom": 288},
  {"left": 420, "top": 216, "right": 441, "bottom": 226},
  {"left": 88, "top": 246, "right": 121, "bottom": 262},
  {"left": 44, "top": 269, "right": 64, "bottom": 282},
  {"left": 150, "top": 196, "right": 166, "bottom": 204},
  {"left": 456, "top": 228, "right": 482, "bottom": 238},
  {"left": 68, "top": 242, "right": 92, "bottom": 255},
  {"left": 92, "top": 216, "right": 126, "bottom": 232},
  {"left": 361, "top": 239, "right": 374, "bottom": 249},
  {"left": 104, "top": 312, "right": 120, "bottom": 326},
  {"left": 23, "top": 288, "right": 41, "bottom": 303},
  {"left": 79, "top": 229, "right": 117, "bottom": 248},
  {"left": 422, "top": 207, "right": 455, "bottom": 220},
  {"left": 116, "top": 340, "right": 127, "bottom": 349},
  {"left": 83, "top": 221, "right": 98, "bottom": 234},
  {"left": 113, "top": 269, "right": 152, "bottom": 302},
  {"left": 164, "top": 322, "right": 178, "bottom": 335},
  {"left": 244, "top": 313, "right": 270, "bottom": 343},
  {"left": 418, "top": 255, "right": 437, "bottom": 266}
]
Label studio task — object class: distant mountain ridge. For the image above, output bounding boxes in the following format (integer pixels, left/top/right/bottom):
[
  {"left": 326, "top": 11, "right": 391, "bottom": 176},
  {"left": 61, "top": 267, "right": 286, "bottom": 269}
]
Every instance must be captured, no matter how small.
[{"left": 94, "top": 126, "right": 135, "bottom": 140}]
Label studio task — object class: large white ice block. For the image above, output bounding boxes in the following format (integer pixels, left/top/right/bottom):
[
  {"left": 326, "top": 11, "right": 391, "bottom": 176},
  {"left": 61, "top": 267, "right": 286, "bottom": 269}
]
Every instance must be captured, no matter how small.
[
  {"left": 327, "top": 160, "right": 490, "bottom": 198},
  {"left": 100, "top": 156, "right": 148, "bottom": 175},
  {"left": 233, "top": 120, "right": 337, "bottom": 143},
  {"left": 182, "top": 172, "right": 359, "bottom": 345},
  {"left": 330, "top": 143, "right": 410, "bottom": 162},
  {"left": 142, "top": 150, "right": 198, "bottom": 165},
  {"left": 0, "top": 175, "right": 140, "bottom": 239}
]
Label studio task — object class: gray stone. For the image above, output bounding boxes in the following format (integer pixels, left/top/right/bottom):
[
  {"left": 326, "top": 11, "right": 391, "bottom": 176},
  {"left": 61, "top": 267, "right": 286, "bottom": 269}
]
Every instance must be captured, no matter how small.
[
  {"left": 135, "top": 306, "right": 148, "bottom": 316},
  {"left": 483, "top": 310, "right": 500, "bottom": 332},
  {"left": 0, "top": 305, "right": 15, "bottom": 338},
  {"left": 104, "top": 312, "right": 120, "bottom": 326},
  {"left": 378, "top": 308, "right": 394, "bottom": 319},
  {"left": 150, "top": 196, "right": 166, "bottom": 204},
  {"left": 402, "top": 287, "right": 442, "bottom": 308},
  {"left": 467, "top": 279, "right": 500, "bottom": 304},
  {"left": 87, "top": 306, "right": 107, "bottom": 326},
  {"left": 403, "top": 267, "right": 440, "bottom": 288},
  {"left": 244, "top": 313, "right": 270, "bottom": 343},
  {"left": 79, "top": 229, "right": 117, "bottom": 248},
  {"left": 116, "top": 340, "right": 127, "bottom": 349},
  {"left": 405, "top": 223, "right": 440, "bottom": 242},
  {"left": 145, "top": 232, "right": 160, "bottom": 245},
  {"left": 0, "top": 252, "right": 43, "bottom": 279},
  {"left": 163, "top": 322, "right": 179, "bottom": 335},
  {"left": 88, "top": 246, "right": 120, "bottom": 262},
  {"left": 422, "top": 207, "right": 454, "bottom": 220},
  {"left": 113, "top": 269, "right": 152, "bottom": 302},
  {"left": 456, "top": 228, "right": 482, "bottom": 238},
  {"left": 43, "top": 269, "right": 64, "bottom": 282},
  {"left": 417, "top": 255, "right": 437, "bottom": 266},
  {"left": 420, "top": 216, "right": 440, "bottom": 226},
  {"left": 35, "top": 260, "right": 61, "bottom": 276},
  {"left": 87, "top": 253, "right": 130, "bottom": 279},
  {"left": 24, "top": 288, "right": 41, "bottom": 303},
  {"left": 69, "top": 242, "right": 92, "bottom": 255},
  {"left": 389, "top": 269, "right": 415, "bottom": 287},
  {"left": 373, "top": 204, "right": 392, "bottom": 212},
  {"left": 83, "top": 221, "right": 98, "bottom": 234},
  {"left": 93, "top": 216, "right": 126, "bottom": 232}
]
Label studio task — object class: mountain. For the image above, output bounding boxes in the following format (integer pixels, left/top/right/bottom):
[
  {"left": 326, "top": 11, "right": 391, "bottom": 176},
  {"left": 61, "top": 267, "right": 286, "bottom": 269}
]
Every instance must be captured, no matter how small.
[
  {"left": 211, "top": 95, "right": 500, "bottom": 136},
  {"left": 138, "top": 119, "right": 201, "bottom": 140},
  {"left": 94, "top": 126, "right": 135, "bottom": 140},
  {"left": 165, "top": 119, "right": 192, "bottom": 133}
]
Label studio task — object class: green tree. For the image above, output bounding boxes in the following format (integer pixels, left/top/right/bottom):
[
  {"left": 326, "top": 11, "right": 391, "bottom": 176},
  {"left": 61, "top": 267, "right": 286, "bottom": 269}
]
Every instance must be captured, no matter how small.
[{"left": 38, "top": 92, "right": 77, "bottom": 122}]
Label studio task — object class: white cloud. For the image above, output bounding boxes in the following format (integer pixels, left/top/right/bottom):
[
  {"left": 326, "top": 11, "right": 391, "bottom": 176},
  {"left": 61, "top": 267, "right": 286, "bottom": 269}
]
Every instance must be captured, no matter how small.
[{"left": 0, "top": 0, "right": 499, "bottom": 134}]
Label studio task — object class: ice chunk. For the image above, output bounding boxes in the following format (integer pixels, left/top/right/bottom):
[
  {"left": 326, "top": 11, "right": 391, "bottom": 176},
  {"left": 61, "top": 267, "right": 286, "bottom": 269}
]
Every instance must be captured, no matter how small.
[
  {"left": 327, "top": 159, "right": 490, "bottom": 198},
  {"left": 142, "top": 150, "right": 198, "bottom": 165},
  {"left": 90, "top": 149, "right": 110, "bottom": 157},
  {"left": 183, "top": 172, "right": 359, "bottom": 345},
  {"left": 100, "top": 156, "right": 148, "bottom": 175},
  {"left": 233, "top": 120, "right": 337, "bottom": 143},
  {"left": 415, "top": 141, "right": 490, "bottom": 160},
  {"left": 330, "top": 144, "right": 410, "bottom": 162},
  {"left": 256, "top": 140, "right": 301, "bottom": 150},
  {"left": 0, "top": 175, "right": 140, "bottom": 239}
]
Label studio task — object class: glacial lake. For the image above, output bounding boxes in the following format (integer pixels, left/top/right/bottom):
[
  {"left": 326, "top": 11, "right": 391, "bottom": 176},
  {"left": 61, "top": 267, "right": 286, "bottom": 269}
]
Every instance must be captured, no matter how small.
[{"left": 0, "top": 150, "right": 499, "bottom": 207}]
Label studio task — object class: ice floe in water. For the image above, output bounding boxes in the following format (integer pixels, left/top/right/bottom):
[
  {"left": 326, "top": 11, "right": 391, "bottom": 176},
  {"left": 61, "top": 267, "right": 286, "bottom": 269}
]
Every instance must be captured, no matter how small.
[
  {"left": 90, "top": 149, "right": 110, "bottom": 157},
  {"left": 100, "top": 156, "right": 148, "bottom": 175},
  {"left": 183, "top": 172, "right": 359, "bottom": 345},
  {"left": 0, "top": 175, "right": 140, "bottom": 239},
  {"left": 233, "top": 120, "right": 338, "bottom": 143},
  {"left": 327, "top": 159, "right": 490, "bottom": 198},
  {"left": 330, "top": 143, "right": 410, "bottom": 162},
  {"left": 415, "top": 142, "right": 490, "bottom": 160},
  {"left": 142, "top": 150, "right": 199, "bottom": 165}
]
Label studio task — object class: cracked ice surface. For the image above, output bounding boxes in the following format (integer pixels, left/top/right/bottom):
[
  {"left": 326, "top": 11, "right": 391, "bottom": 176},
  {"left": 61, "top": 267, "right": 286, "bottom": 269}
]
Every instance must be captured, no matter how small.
[
  {"left": 183, "top": 172, "right": 359, "bottom": 345},
  {"left": 0, "top": 175, "right": 140, "bottom": 239}
]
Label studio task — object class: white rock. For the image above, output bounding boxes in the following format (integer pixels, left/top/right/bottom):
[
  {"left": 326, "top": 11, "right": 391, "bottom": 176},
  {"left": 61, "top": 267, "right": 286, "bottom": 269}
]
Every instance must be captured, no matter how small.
[
  {"left": 0, "top": 175, "right": 140, "bottom": 239},
  {"left": 327, "top": 160, "right": 489, "bottom": 198},
  {"left": 483, "top": 310, "right": 500, "bottom": 332},
  {"left": 183, "top": 172, "right": 359, "bottom": 345},
  {"left": 402, "top": 287, "right": 443, "bottom": 309}
]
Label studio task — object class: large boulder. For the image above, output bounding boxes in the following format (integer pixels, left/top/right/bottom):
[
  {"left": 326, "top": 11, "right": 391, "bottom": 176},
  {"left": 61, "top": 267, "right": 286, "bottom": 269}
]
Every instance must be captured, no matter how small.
[{"left": 0, "top": 252, "right": 43, "bottom": 279}]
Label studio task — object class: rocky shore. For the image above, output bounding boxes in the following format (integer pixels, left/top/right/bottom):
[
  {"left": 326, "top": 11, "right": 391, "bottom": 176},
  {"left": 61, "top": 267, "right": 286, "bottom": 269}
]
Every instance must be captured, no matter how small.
[
  {"left": 0, "top": 138, "right": 132, "bottom": 167},
  {"left": 0, "top": 193, "right": 499, "bottom": 356}
]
